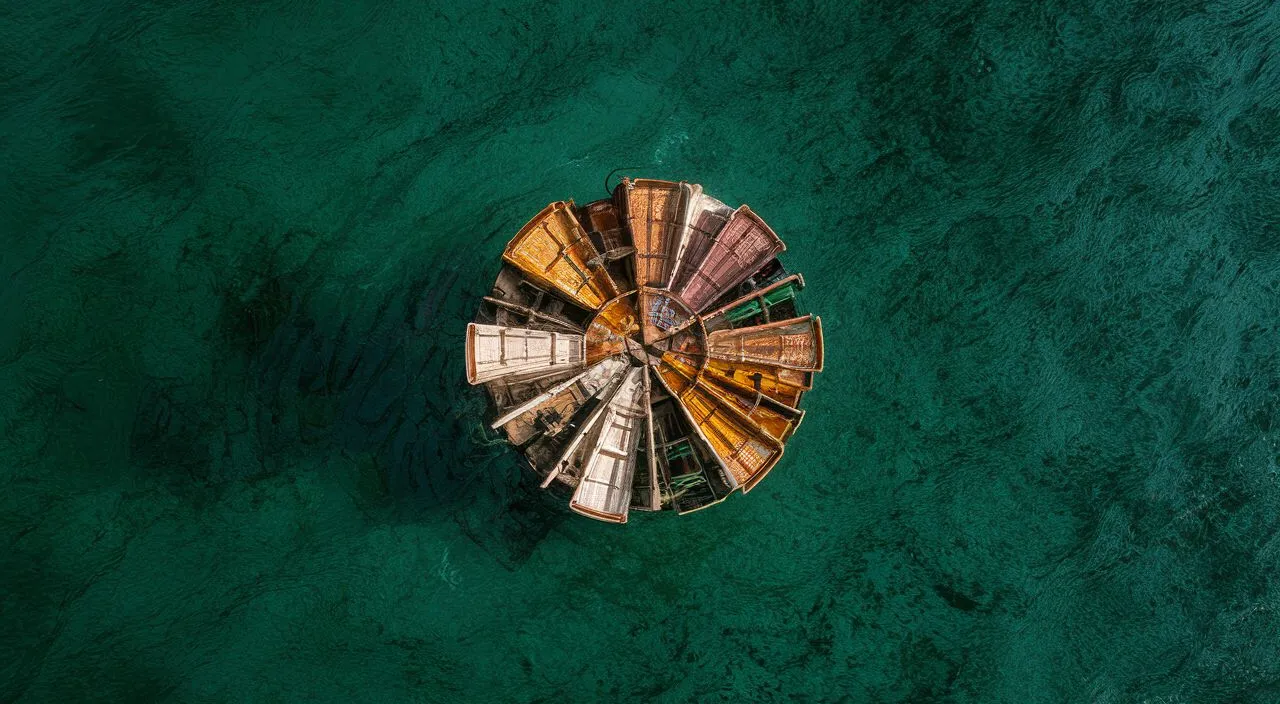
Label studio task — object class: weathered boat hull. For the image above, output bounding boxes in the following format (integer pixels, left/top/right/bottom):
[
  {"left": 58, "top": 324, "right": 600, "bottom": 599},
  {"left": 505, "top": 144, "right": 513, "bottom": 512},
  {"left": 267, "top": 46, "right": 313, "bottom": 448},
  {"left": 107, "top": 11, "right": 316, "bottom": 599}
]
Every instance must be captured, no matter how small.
[
  {"left": 568, "top": 367, "right": 648, "bottom": 523},
  {"left": 675, "top": 206, "right": 785, "bottom": 313},
  {"left": 503, "top": 201, "right": 619, "bottom": 312},
  {"left": 705, "top": 315, "right": 824, "bottom": 372},
  {"left": 670, "top": 189, "right": 734, "bottom": 294},
  {"left": 659, "top": 352, "right": 803, "bottom": 444},
  {"left": 465, "top": 323, "right": 585, "bottom": 385},
  {"left": 617, "top": 179, "right": 688, "bottom": 289},
  {"left": 701, "top": 357, "right": 813, "bottom": 408},
  {"left": 653, "top": 359, "right": 785, "bottom": 492},
  {"left": 648, "top": 392, "right": 734, "bottom": 514},
  {"left": 492, "top": 357, "right": 630, "bottom": 446},
  {"left": 475, "top": 265, "right": 594, "bottom": 333},
  {"left": 584, "top": 291, "right": 640, "bottom": 362}
]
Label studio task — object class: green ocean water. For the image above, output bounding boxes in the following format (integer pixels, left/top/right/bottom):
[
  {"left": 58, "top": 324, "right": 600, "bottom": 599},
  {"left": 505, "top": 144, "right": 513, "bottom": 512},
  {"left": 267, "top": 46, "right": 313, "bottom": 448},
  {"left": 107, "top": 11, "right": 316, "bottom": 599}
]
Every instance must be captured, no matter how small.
[{"left": 4, "top": 0, "right": 1280, "bottom": 701}]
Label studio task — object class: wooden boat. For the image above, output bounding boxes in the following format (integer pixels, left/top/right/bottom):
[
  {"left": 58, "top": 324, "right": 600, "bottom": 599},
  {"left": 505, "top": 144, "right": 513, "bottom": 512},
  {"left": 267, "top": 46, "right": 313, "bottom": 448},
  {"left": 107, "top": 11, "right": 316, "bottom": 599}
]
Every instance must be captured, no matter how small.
[
  {"left": 568, "top": 367, "right": 648, "bottom": 523},
  {"left": 503, "top": 201, "right": 619, "bottom": 311},
  {"left": 652, "top": 357, "right": 785, "bottom": 491},
  {"left": 705, "top": 315, "right": 824, "bottom": 371},
  {"left": 674, "top": 206, "right": 785, "bottom": 313},
  {"left": 584, "top": 292, "right": 640, "bottom": 362},
  {"left": 704, "top": 257, "right": 792, "bottom": 313},
  {"left": 669, "top": 189, "right": 734, "bottom": 295},
  {"left": 575, "top": 199, "right": 629, "bottom": 254},
  {"left": 616, "top": 179, "right": 688, "bottom": 289},
  {"left": 631, "top": 369, "right": 661, "bottom": 512},
  {"left": 465, "top": 323, "right": 585, "bottom": 384},
  {"left": 648, "top": 388, "right": 734, "bottom": 514},
  {"left": 659, "top": 352, "right": 803, "bottom": 444},
  {"left": 466, "top": 177, "right": 824, "bottom": 522},
  {"left": 485, "top": 367, "right": 584, "bottom": 424},
  {"left": 492, "top": 357, "right": 630, "bottom": 446},
  {"left": 539, "top": 383, "right": 622, "bottom": 489},
  {"left": 574, "top": 199, "right": 633, "bottom": 292},
  {"left": 520, "top": 392, "right": 614, "bottom": 482},
  {"left": 701, "top": 357, "right": 813, "bottom": 407},
  {"left": 473, "top": 265, "right": 593, "bottom": 334}
]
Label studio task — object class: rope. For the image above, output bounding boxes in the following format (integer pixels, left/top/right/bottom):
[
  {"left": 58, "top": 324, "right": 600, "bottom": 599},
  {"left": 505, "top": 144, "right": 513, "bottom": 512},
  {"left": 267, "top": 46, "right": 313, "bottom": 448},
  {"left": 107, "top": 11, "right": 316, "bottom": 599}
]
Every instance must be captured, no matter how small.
[{"left": 604, "top": 166, "right": 656, "bottom": 196}]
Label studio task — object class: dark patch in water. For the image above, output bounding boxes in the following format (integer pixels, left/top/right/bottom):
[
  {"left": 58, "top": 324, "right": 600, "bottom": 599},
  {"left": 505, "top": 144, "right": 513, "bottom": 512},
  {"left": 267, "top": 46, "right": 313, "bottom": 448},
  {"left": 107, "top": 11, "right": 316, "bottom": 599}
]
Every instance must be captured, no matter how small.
[{"left": 933, "top": 583, "right": 980, "bottom": 612}]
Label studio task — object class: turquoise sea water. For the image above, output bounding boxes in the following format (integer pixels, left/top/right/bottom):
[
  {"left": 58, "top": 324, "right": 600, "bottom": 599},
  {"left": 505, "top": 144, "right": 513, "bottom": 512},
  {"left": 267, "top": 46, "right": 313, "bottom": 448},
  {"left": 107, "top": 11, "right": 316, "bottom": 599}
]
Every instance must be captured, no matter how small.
[{"left": 4, "top": 1, "right": 1280, "bottom": 701}]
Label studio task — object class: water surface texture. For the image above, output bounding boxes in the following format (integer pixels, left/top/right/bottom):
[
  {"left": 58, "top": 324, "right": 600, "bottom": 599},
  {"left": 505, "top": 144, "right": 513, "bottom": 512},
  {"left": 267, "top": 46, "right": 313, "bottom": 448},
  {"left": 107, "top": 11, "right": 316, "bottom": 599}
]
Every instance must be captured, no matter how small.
[{"left": 4, "top": 1, "right": 1280, "bottom": 701}]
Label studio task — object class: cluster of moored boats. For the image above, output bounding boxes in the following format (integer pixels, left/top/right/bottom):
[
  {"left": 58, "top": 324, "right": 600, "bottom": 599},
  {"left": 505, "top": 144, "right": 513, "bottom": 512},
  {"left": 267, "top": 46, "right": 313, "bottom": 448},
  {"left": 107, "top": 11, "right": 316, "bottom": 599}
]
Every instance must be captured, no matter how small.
[{"left": 465, "top": 178, "right": 823, "bottom": 523}]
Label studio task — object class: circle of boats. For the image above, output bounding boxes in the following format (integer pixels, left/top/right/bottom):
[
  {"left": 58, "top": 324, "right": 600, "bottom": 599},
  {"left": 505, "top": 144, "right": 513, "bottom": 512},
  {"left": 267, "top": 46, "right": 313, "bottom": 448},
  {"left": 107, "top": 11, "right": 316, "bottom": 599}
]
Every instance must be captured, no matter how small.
[{"left": 466, "top": 178, "right": 824, "bottom": 523}]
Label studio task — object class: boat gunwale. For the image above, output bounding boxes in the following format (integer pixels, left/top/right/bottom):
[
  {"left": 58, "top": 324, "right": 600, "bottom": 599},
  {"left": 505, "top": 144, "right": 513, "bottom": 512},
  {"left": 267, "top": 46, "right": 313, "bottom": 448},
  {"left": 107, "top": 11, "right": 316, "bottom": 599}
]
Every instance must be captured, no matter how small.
[{"left": 700, "top": 273, "right": 807, "bottom": 322}]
